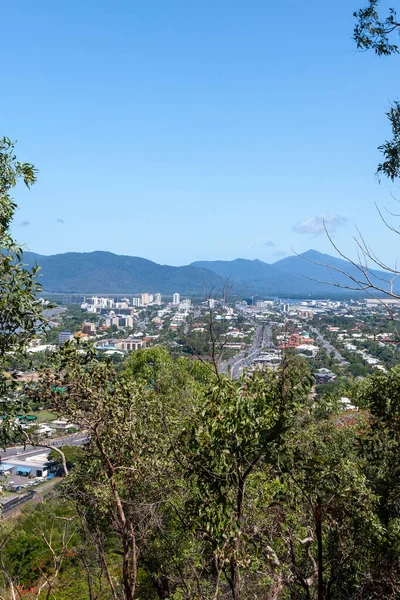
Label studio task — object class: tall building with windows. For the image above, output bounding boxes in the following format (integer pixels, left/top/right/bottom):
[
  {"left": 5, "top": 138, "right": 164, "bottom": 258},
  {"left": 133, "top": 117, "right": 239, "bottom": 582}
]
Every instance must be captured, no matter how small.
[
  {"left": 119, "top": 316, "right": 134, "bottom": 328},
  {"left": 132, "top": 297, "right": 142, "bottom": 307},
  {"left": 141, "top": 293, "right": 150, "bottom": 305},
  {"left": 154, "top": 293, "right": 162, "bottom": 305},
  {"left": 172, "top": 293, "right": 180, "bottom": 305},
  {"left": 82, "top": 322, "right": 96, "bottom": 335}
]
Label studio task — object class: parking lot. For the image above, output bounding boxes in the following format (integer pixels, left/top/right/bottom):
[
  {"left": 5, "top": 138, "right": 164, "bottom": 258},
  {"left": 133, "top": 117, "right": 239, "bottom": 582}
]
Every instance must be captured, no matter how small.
[{"left": 7, "top": 474, "right": 45, "bottom": 491}]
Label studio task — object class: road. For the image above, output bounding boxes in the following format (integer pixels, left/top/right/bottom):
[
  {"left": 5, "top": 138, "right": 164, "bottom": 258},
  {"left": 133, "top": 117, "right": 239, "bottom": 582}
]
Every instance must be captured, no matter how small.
[
  {"left": 262, "top": 322, "right": 273, "bottom": 347},
  {"left": 220, "top": 324, "right": 262, "bottom": 376},
  {"left": 3, "top": 477, "right": 61, "bottom": 520},
  {"left": 308, "top": 326, "right": 350, "bottom": 365},
  {"left": 0, "top": 434, "right": 89, "bottom": 462},
  {"left": 229, "top": 323, "right": 274, "bottom": 379}
]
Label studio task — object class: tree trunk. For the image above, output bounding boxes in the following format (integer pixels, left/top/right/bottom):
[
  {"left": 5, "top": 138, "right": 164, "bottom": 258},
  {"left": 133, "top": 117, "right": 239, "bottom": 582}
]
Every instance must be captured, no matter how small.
[
  {"left": 267, "top": 575, "right": 285, "bottom": 600},
  {"left": 154, "top": 575, "right": 170, "bottom": 598},
  {"left": 228, "top": 474, "right": 245, "bottom": 600},
  {"left": 94, "top": 431, "right": 138, "bottom": 600},
  {"left": 122, "top": 522, "right": 137, "bottom": 600},
  {"left": 230, "top": 557, "right": 241, "bottom": 600},
  {"left": 315, "top": 495, "right": 324, "bottom": 600}
]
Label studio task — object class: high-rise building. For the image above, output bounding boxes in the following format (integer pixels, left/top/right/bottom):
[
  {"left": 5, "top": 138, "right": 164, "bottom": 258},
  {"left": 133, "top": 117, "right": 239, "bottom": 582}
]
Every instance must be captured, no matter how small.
[
  {"left": 105, "top": 316, "right": 119, "bottom": 327},
  {"left": 172, "top": 293, "right": 180, "bottom": 305},
  {"left": 155, "top": 293, "right": 162, "bottom": 305},
  {"left": 141, "top": 293, "right": 150, "bottom": 306},
  {"left": 132, "top": 297, "right": 142, "bottom": 307},
  {"left": 82, "top": 322, "right": 96, "bottom": 335},
  {"left": 119, "top": 316, "right": 134, "bottom": 328}
]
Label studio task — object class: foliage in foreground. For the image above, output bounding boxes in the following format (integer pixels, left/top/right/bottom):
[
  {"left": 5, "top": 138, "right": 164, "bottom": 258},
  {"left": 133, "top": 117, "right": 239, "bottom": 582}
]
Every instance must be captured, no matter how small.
[
  {"left": 0, "top": 137, "right": 47, "bottom": 447},
  {"left": 0, "top": 347, "right": 399, "bottom": 599}
]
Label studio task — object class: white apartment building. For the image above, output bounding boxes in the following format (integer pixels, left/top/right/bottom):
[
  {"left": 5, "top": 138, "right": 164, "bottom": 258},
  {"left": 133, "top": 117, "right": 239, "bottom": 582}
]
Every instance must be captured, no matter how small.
[
  {"left": 82, "top": 297, "right": 115, "bottom": 312},
  {"left": 173, "top": 293, "right": 180, "bottom": 305},
  {"left": 115, "top": 301, "right": 129, "bottom": 310},
  {"left": 90, "top": 297, "right": 115, "bottom": 309},
  {"left": 141, "top": 293, "right": 150, "bottom": 305},
  {"left": 180, "top": 299, "right": 191, "bottom": 309},
  {"left": 105, "top": 315, "right": 134, "bottom": 328},
  {"left": 105, "top": 316, "right": 120, "bottom": 327}
]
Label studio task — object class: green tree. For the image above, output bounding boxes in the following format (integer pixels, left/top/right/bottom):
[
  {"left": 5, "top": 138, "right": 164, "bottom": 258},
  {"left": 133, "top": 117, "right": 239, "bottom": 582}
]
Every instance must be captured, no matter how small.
[
  {"left": 353, "top": 368, "right": 400, "bottom": 518},
  {"left": 343, "top": 366, "right": 400, "bottom": 596},
  {"left": 0, "top": 137, "right": 46, "bottom": 446},
  {"left": 31, "top": 344, "right": 214, "bottom": 600},
  {"left": 48, "top": 445, "right": 85, "bottom": 474},
  {"left": 0, "top": 497, "right": 118, "bottom": 599},
  {"left": 182, "top": 357, "right": 313, "bottom": 600},
  {"left": 280, "top": 417, "right": 380, "bottom": 600},
  {"left": 354, "top": 1, "right": 400, "bottom": 180}
]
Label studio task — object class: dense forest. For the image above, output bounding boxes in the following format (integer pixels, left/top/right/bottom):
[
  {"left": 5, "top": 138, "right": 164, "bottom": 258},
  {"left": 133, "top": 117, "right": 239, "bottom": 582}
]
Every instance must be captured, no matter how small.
[{"left": 3, "top": 344, "right": 400, "bottom": 599}]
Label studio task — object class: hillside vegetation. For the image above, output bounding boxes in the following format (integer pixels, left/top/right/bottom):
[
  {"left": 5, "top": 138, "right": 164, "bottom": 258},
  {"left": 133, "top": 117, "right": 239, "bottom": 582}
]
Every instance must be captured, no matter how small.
[
  {"left": 2, "top": 346, "right": 400, "bottom": 599},
  {"left": 21, "top": 248, "right": 399, "bottom": 296}
]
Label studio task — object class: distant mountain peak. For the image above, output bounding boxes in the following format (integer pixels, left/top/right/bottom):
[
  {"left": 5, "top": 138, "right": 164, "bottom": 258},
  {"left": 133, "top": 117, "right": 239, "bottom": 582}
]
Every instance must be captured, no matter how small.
[
  {"left": 300, "top": 249, "right": 322, "bottom": 258},
  {"left": 300, "top": 249, "right": 332, "bottom": 261},
  {"left": 191, "top": 251, "right": 397, "bottom": 297}
]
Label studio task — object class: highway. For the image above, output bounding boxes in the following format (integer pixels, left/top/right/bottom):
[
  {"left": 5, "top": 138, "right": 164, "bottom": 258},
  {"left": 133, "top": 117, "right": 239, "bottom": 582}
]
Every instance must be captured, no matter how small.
[
  {"left": 229, "top": 323, "right": 274, "bottom": 379},
  {"left": 220, "top": 324, "right": 262, "bottom": 377},
  {"left": 0, "top": 434, "right": 89, "bottom": 462}
]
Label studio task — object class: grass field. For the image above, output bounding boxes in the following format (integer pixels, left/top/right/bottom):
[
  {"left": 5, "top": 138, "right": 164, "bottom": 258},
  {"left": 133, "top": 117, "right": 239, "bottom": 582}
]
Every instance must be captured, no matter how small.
[{"left": 28, "top": 410, "right": 57, "bottom": 423}]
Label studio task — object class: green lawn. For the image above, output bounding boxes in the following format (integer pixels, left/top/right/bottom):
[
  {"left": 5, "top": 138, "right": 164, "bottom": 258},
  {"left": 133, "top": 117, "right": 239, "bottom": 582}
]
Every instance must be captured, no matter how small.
[{"left": 28, "top": 410, "right": 57, "bottom": 423}]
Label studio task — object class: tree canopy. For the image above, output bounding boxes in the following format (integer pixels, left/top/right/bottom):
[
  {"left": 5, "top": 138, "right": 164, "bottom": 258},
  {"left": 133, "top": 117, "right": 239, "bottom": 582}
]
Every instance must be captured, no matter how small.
[
  {"left": 354, "top": 1, "right": 400, "bottom": 180},
  {"left": 0, "top": 137, "right": 46, "bottom": 446}
]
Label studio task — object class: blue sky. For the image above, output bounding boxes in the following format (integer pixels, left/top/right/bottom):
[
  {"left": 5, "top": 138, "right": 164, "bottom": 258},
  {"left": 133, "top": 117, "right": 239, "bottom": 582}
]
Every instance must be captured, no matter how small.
[{"left": 3, "top": 0, "right": 399, "bottom": 266}]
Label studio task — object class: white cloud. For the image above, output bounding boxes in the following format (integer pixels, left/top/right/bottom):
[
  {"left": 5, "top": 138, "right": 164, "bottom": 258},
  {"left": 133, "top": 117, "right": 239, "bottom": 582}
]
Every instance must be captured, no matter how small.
[
  {"left": 55, "top": 218, "right": 65, "bottom": 224},
  {"left": 264, "top": 240, "right": 275, "bottom": 247},
  {"left": 293, "top": 214, "right": 347, "bottom": 235}
]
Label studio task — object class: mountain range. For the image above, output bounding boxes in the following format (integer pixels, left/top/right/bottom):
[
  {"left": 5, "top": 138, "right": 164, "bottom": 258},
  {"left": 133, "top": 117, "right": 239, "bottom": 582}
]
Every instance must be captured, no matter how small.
[
  {"left": 22, "top": 249, "right": 397, "bottom": 297},
  {"left": 22, "top": 251, "right": 222, "bottom": 295},
  {"left": 191, "top": 250, "right": 397, "bottom": 296}
]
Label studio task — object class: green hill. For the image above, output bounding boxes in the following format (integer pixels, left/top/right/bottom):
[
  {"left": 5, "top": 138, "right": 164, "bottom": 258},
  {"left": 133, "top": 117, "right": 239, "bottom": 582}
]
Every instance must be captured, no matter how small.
[{"left": 23, "top": 251, "right": 223, "bottom": 294}]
